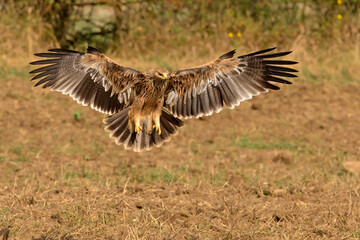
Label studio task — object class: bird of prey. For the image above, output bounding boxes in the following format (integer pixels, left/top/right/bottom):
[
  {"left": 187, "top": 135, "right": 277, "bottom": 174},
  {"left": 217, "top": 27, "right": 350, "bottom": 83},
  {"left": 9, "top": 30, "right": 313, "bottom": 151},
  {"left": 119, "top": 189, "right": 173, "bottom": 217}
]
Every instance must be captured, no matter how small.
[{"left": 30, "top": 46, "right": 297, "bottom": 152}]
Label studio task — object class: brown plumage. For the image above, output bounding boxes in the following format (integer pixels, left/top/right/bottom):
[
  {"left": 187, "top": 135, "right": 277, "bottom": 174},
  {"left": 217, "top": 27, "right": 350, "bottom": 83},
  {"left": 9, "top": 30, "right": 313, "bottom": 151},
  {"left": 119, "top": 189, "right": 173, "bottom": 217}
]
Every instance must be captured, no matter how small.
[{"left": 30, "top": 46, "right": 298, "bottom": 152}]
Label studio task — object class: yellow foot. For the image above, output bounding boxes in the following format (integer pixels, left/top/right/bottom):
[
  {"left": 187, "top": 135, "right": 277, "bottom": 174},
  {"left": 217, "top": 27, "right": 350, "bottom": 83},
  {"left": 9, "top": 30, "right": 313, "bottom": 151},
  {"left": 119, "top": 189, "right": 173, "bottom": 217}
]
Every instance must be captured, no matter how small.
[{"left": 135, "top": 124, "right": 143, "bottom": 134}]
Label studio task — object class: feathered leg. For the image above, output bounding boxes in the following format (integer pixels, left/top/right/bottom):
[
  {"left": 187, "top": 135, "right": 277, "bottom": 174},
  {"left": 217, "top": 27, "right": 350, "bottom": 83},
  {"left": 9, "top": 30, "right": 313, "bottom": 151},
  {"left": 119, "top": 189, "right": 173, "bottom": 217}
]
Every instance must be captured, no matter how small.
[
  {"left": 128, "top": 98, "right": 144, "bottom": 134},
  {"left": 152, "top": 101, "right": 163, "bottom": 135},
  {"left": 146, "top": 114, "right": 154, "bottom": 134},
  {"left": 134, "top": 114, "right": 142, "bottom": 134}
]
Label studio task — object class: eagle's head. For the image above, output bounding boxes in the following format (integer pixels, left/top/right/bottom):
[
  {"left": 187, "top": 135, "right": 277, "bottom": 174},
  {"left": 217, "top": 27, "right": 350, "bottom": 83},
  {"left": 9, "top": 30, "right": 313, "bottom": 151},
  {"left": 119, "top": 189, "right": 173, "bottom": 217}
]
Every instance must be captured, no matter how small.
[{"left": 150, "top": 68, "right": 169, "bottom": 81}]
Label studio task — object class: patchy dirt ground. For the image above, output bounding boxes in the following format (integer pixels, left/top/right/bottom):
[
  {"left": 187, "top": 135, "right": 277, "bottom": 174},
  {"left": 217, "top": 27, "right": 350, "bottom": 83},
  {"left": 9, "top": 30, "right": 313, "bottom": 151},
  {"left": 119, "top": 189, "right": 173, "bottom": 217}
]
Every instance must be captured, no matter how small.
[{"left": 0, "top": 69, "right": 360, "bottom": 239}]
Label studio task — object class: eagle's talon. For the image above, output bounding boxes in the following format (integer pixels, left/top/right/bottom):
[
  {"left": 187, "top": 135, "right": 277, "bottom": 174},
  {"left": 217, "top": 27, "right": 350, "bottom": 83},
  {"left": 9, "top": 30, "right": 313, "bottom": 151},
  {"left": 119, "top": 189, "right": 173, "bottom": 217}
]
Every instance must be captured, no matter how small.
[
  {"left": 135, "top": 124, "right": 142, "bottom": 134},
  {"left": 155, "top": 125, "right": 161, "bottom": 135}
]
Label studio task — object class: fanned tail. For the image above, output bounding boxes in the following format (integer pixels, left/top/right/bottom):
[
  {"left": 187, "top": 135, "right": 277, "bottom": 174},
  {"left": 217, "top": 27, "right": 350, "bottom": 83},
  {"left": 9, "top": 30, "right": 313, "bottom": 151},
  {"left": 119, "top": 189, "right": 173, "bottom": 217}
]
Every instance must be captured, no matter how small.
[{"left": 103, "top": 108, "right": 184, "bottom": 152}]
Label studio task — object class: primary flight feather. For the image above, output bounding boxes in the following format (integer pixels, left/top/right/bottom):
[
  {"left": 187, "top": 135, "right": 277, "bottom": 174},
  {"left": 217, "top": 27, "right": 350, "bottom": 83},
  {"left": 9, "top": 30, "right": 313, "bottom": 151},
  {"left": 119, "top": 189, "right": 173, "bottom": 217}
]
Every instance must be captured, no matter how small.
[{"left": 30, "top": 46, "right": 298, "bottom": 152}]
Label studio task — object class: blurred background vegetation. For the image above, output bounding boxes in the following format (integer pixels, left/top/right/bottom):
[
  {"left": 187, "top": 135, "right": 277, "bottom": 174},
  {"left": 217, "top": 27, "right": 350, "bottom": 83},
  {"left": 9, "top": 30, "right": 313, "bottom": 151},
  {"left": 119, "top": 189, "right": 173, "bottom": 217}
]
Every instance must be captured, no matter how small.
[{"left": 0, "top": 0, "right": 359, "bottom": 79}]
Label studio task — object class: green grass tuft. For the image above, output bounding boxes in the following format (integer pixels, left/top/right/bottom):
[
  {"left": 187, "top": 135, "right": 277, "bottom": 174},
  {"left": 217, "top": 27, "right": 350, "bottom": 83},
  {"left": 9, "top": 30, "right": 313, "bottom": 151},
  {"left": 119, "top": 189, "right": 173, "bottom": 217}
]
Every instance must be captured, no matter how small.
[{"left": 73, "top": 110, "right": 82, "bottom": 121}]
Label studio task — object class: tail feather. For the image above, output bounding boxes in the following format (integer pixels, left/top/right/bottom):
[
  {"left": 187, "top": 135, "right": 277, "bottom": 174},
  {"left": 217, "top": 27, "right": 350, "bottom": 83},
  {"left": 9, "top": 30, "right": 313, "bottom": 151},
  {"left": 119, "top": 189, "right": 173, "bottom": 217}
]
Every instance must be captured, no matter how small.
[
  {"left": 113, "top": 119, "right": 129, "bottom": 142},
  {"left": 161, "top": 114, "right": 178, "bottom": 135},
  {"left": 104, "top": 108, "right": 184, "bottom": 152}
]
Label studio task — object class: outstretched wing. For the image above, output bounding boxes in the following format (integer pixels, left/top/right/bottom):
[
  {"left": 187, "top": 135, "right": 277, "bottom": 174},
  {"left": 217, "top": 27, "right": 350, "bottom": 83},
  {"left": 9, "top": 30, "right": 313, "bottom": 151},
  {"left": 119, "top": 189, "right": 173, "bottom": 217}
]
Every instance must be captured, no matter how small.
[
  {"left": 30, "top": 46, "right": 145, "bottom": 115},
  {"left": 165, "top": 47, "right": 298, "bottom": 119}
]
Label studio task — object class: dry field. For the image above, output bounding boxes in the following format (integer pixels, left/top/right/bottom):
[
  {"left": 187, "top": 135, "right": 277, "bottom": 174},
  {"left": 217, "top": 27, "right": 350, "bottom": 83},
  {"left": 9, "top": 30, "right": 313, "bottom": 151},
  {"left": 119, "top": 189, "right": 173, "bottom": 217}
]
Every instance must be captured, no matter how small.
[{"left": 0, "top": 47, "right": 360, "bottom": 239}]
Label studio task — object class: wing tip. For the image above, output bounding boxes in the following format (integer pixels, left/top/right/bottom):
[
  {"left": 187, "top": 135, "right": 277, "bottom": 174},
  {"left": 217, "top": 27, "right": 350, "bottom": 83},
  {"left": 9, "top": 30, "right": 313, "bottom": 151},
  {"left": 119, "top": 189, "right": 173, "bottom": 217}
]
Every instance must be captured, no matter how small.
[
  {"left": 238, "top": 46, "right": 277, "bottom": 58},
  {"left": 219, "top": 49, "right": 236, "bottom": 60},
  {"left": 48, "top": 48, "right": 73, "bottom": 52},
  {"left": 267, "top": 46, "right": 277, "bottom": 51},
  {"left": 87, "top": 46, "right": 102, "bottom": 56}
]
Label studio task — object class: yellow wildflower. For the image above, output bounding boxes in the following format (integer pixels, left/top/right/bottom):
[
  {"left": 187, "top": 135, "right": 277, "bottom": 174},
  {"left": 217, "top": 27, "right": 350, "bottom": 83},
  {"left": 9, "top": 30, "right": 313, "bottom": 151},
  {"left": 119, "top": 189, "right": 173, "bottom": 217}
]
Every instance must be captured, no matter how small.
[
  {"left": 337, "top": 0, "right": 342, "bottom": 5},
  {"left": 237, "top": 32, "right": 242, "bottom": 38},
  {"left": 228, "top": 32, "right": 234, "bottom": 38},
  {"left": 337, "top": 14, "right": 343, "bottom": 19}
]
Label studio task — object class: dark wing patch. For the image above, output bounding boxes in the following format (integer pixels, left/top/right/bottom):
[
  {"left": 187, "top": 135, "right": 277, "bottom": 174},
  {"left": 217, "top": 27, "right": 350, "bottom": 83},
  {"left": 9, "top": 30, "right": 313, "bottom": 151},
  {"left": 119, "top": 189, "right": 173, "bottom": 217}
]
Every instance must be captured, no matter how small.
[
  {"left": 30, "top": 47, "right": 144, "bottom": 114},
  {"left": 165, "top": 47, "right": 298, "bottom": 119}
]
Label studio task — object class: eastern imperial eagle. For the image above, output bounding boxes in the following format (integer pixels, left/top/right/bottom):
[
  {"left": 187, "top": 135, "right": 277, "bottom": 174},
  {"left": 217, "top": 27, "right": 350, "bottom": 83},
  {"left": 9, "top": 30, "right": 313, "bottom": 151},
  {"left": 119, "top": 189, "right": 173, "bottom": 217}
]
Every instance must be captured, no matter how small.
[{"left": 30, "top": 47, "right": 297, "bottom": 152}]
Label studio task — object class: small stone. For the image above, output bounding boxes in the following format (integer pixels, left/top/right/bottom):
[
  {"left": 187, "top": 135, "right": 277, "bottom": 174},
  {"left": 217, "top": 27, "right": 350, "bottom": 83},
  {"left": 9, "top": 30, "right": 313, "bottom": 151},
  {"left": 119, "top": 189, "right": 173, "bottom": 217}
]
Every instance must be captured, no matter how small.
[
  {"left": 343, "top": 161, "right": 360, "bottom": 175},
  {"left": 251, "top": 103, "right": 262, "bottom": 110},
  {"left": 272, "top": 153, "right": 291, "bottom": 164}
]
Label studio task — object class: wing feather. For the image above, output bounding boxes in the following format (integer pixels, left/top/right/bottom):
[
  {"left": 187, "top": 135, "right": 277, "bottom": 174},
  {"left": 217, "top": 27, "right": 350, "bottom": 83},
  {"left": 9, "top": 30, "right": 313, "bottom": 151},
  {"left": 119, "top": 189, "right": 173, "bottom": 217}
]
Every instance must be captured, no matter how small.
[
  {"left": 165, "top": 47, "right": 297, "bottom": 119},
  {"left": 30, "top": 46, "right": 145, "bottom": 114}
]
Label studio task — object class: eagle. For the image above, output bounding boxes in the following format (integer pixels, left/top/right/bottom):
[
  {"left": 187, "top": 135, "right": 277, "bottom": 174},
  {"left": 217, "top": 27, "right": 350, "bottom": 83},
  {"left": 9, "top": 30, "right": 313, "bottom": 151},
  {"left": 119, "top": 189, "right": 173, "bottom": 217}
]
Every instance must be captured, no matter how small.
[{"left": 30, "top": 46, "right": 297, "bottom": 152}]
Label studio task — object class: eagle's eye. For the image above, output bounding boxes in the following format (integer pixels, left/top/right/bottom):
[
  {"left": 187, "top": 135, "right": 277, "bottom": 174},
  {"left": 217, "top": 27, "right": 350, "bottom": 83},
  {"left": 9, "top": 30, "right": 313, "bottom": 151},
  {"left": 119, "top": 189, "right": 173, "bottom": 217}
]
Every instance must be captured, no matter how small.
[{"left": 158, "top": 73, "right": 163, "bottom": 77}]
